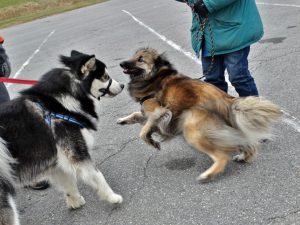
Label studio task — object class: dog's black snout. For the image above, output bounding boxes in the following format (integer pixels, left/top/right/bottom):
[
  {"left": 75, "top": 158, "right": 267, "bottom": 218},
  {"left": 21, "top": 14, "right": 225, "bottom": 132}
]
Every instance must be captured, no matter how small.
[
  {"left": 120, "top": 61, "right": 129, "bottom": 69},
  {"left": 120, "top": 62, "right": 126, "bottom": 68},
  {"left": 120, "top": 84, "right": 125, "bottom": 89}
]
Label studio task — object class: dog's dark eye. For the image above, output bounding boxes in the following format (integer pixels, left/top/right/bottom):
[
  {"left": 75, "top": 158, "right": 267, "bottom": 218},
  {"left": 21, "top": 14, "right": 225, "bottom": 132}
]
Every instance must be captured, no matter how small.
[
  {"left": 138, "top": 56, "right": 143, "bottom": 62},
  {"left": 102, "top": 74, "right": 109, "bottom": 80}
]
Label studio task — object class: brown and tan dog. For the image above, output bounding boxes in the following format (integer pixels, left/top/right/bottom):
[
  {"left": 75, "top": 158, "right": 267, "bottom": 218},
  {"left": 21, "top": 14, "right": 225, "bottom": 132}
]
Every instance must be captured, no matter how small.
[{"left": 118, "top": 47, "right": 282, "bottom": 182}]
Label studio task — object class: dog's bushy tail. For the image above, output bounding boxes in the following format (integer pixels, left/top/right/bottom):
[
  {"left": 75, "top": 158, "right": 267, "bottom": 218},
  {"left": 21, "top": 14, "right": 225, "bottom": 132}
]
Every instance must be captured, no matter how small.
[
  {"left": 232, "top": 96, "right": 282, "bottom": 143},
  {"left": 0, "top": 138, "right": 19, "bottom": 225},
  {"left": 205, "top": 124, "right": 250, "bottom": 151}
]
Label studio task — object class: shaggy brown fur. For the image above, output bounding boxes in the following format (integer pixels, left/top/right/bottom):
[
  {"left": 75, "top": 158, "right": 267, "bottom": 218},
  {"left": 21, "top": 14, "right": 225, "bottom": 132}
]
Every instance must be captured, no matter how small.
[{"left": 118, "top": 47, "right": 282, "bottom": 182}]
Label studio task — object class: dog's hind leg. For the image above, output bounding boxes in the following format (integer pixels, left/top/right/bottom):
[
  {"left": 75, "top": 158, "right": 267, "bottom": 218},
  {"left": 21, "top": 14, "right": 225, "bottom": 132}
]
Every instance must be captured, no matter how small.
[
  {"left": 48, "top": 168, "right": 85, "bottom": 209},
  {"left": 233, "top": 145, "right": 258, "bottom": 163},
  {"left": 195, "top": 149, "right": 229, "bottom": 182},
  {"left": 77, "top": 162, "right": 123, "bottom": 204},
  {"left": 185, "top": 133, "right": 229, "bottom": 182},
  {"left": 182, "top": 110, "right": 230, "bottom": 182}
]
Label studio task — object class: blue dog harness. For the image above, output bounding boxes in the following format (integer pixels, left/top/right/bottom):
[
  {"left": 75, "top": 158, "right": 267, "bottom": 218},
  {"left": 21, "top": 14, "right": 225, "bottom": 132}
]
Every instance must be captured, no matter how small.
[{"left": 36, "top": 101, "right": 85, "bottom": 128}]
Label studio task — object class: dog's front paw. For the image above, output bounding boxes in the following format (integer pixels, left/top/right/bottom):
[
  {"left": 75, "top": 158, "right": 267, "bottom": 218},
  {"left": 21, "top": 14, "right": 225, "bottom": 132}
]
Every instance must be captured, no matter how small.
[
  {"left": 140, "top": 129, "right": 160, "bottom": 150},
  {"left": 106, "top": 193, "right": 123, "bottom": 204},
  {"left": 66, "top": 195, "right": 86, "bottom": 209},
  {"left": 117, "top": 117, "right": 128, "bottom": 125},
  {"left": 140, "top": 133, "right": 161, "bottom": 150},
  {"left": 149, "top": 139, "right": 161, "bottom": 150}
]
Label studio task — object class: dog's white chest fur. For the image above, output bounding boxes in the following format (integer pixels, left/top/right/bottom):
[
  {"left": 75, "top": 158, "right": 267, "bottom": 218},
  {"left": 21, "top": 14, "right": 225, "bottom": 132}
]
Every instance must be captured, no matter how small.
[{"left": 81, "top": 128, "right": 94, "bottom": 150}]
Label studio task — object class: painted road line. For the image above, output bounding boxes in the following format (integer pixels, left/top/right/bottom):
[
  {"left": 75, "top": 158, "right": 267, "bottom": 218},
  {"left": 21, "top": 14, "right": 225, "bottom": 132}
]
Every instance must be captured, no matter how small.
[
  {"left": 122, "top": 10, "right": 201, "bottom": 66},
  {"left": 8, "top": 30, "right": 56, "bottom": 87},
  {"left": 282, "top": 110, "right": 300, "bottom": 133},
  {"left": 258, "top": 2, "right": 300, "bottom": 8}
]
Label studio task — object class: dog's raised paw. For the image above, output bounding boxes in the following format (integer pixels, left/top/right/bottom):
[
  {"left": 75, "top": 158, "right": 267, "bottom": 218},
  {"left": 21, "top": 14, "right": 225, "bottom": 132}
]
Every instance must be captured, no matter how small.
[
  {"left": 66, "top": 195, "right": 86, "bottom": 209},
  {"left": 116, "top": 118, "right": 128, "bottom": 125},
  {"left": 144, "top": 135, "right": 161, "bottom": 150},
  {"left": 150, "top": 140, "right": 161, "bottom": 150},
  {"left": 106, "top": 193, "right": 123, "bottom": 204}
]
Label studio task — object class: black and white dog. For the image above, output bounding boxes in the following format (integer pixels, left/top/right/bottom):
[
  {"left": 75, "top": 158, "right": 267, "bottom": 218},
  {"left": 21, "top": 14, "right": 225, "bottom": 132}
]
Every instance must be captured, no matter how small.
[{"left": 0, "top": 50, "right": 124, "bottom": 225}]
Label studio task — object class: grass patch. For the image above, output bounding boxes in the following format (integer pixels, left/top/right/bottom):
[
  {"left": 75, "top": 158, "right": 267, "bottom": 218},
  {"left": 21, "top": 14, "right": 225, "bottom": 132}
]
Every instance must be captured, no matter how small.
[{"left": 0, "top": 0, "right": 108, "bottom": 29}]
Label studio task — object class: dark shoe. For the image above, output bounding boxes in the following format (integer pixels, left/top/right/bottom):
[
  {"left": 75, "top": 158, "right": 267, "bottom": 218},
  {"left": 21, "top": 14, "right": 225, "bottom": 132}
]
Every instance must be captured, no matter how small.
[{"left": 28, "top": 180, "right": 50, "bottom": 190}]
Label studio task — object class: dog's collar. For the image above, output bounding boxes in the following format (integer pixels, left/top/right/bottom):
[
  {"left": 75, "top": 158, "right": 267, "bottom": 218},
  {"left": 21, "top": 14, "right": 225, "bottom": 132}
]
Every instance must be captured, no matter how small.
[
  {"left": 36, "top": 101, "right": 85, "bottom": 128},
  {"left": 100, "top": 78, "right": 112, "bottom": 97},
  {"left": 139, "top": 94, "right": 155, "bottom": 105}
]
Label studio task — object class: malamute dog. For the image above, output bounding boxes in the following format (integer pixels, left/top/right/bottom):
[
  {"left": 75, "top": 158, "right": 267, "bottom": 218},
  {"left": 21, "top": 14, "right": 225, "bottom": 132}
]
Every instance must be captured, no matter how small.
[
  {"left": 0, "top": 50, "right": 124, "bottom": 225},
  {"left": 118, "top": 47, "right": 282, "bottom": 182}
]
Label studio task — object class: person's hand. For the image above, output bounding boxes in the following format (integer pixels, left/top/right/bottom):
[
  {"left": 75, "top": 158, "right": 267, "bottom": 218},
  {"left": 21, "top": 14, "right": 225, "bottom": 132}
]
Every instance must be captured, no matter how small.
[
  {"left": 194, "top": 0, "right": 209, "bottom": 18},
  {"left": 0, "top": 57, "right": 11, "bottom": 77},
  {"left": 0, "top": 46, "right": 11, "bottom": 77}
]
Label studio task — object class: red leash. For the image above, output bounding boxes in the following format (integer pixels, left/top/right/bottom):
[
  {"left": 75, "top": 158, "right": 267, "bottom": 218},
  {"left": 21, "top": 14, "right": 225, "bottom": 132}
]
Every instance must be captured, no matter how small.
[{"left": 0, "top": 77, "right": 38, "bottom": 85}]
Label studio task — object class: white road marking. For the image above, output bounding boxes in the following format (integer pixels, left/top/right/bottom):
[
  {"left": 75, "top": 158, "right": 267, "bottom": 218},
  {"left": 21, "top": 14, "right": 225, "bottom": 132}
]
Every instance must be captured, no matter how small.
[
  {"left": 7, "top": 30, "right": 55, "bottom": 87},
  {"left": 282, "top": 110, "right": 300, "bottom": 133},
  {"left": 122, "top": 10, "right": 201, "bottom": 66},
  {"left": 258, "top": 2, "right": 300, "bottom": 8}
]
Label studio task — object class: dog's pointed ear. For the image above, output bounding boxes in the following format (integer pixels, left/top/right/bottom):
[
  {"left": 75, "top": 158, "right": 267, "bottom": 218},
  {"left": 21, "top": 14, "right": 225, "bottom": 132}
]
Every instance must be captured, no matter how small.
[
  {"left": 155, "top": 53, "right": 172, "bottom": 68},
  {"left": 81, "top": 56, "right": 96, "bottom": 77},
  {"left": 60, "top": 55, "right": 72, "bottom": 68},
  {"left": 60, "top": 50, "right": 85, "bottom": 69},
  {"left": 71, "top": 50, "right": 82, "bottom": 57}
]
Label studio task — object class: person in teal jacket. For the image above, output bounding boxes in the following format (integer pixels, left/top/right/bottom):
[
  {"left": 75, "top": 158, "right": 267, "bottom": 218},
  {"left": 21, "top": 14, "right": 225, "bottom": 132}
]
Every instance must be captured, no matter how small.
[{"left": 175, "top": 0, "right": 263, "bottom": 96}]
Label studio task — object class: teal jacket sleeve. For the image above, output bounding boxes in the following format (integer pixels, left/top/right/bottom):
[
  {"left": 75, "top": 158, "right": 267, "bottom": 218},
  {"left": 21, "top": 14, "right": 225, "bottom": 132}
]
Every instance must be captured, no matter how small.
[
  {"left": 175, "top": 0, "right": 186, "bottom": 2},
  {"left": 203, "top": 0, "right": 239, "bottom": 13}
]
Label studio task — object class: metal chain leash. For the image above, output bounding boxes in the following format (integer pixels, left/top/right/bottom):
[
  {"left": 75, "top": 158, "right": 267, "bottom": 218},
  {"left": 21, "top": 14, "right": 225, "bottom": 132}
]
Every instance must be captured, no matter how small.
[{"left": 184, "top": 0, "right": 215, "bottom": 79}]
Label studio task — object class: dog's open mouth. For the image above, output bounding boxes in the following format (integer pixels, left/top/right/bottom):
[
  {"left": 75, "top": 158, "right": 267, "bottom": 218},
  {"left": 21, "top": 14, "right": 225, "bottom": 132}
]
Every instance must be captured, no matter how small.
[
  {"left": 123, "top": 68, "right": 136, "bottom": 75},
  {"left": 122, "top": 68, "right": 144, "bottom": 79}
]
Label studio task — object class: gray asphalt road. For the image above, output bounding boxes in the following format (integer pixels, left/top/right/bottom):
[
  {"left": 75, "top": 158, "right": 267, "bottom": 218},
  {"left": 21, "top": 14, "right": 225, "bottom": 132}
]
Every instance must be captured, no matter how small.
[{"left": 1, "top": 0, "right": 300, "bottom": 224}]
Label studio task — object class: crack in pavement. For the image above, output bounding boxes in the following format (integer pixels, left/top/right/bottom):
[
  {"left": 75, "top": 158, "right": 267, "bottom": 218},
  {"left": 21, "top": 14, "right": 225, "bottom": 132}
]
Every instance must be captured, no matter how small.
[
  {"left": 103, "top": 205, "right": 121, "bottom": 225},
  {"left": 128, "top": 152, "right": 156, "bottom": 203},
  {"left": 266, "top": 208, "right": 300, "bottom": 223},
  {"left": 98, "top": 137, "right": 139, "bottom": 166},
  {"left": 104, "top": 152, "right": 156, "bottom": 225},
  {"left": 102, "top": 147, "right": 156, "bottom": 225},
  {"left": 97, "top": 138, "right": 140, "bottom": 224},
  {"left": 96, "top": 143, "right": 119, "bottom": 148}
]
